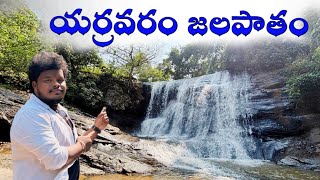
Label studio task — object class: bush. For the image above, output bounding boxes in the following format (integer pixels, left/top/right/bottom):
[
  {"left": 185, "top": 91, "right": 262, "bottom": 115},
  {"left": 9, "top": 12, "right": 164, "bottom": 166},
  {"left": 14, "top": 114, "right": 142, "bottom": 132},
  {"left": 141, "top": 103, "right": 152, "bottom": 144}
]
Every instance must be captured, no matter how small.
[
  {"left": 0, "top": 71, "right": 29, "bottom": 90},
  {"left": 287, "top": 72, "right": 320, "bottom": 97},
  {"left": 65, "top": 73, "right": 104, "bottom": 114},
  {"left": 286, "top": 47, "right": 320, "bottom": 113}
]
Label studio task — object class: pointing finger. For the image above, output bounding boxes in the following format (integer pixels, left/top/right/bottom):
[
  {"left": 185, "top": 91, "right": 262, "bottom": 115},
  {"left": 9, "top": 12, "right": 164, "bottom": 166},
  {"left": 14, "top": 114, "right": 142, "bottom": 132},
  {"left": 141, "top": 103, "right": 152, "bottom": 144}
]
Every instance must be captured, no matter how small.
[{"left": 100, "top": 107, "right": 107, "bottom": 114}]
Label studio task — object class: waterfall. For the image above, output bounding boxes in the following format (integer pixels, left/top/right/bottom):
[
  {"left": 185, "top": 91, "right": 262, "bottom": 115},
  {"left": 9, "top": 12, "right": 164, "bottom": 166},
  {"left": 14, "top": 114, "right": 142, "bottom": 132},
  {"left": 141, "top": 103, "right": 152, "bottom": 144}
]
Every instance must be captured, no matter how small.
[{"left": 138, "top": 71, "right": 256, "bottom": 160}]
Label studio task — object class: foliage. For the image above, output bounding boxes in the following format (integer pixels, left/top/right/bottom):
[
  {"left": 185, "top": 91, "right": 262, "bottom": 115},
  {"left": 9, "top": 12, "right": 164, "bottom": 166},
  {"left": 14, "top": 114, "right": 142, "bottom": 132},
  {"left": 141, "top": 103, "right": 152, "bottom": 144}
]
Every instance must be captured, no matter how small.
[
  {"left": 54, "top": 44, "right": 103, "bottom": 79},
  {"left": 303, "top": 8, "right": 320, "bottom": 52},
  {"left": 165, "top": 42, "right": 224, "bottom": 79},
  {"left": 137, "top": 63, "right": 170, "bottom": 82},
  {"left": 287, "top": 47, "right": 320, "bottom": 97},
  {"left": 286, "top": 70, "right": 320, "bottom": 113},
  {"left": 285, "top": 9, "right": 320, "bottom": 112},
  {"left": 287, "top": 72, "right": 320, "bottom": 97},
  {"left": 0, "top": 7, "right": 42, "bottom": 72},
  {"left": 222, "top": 40, "right": 310, "bottom": 73},
  {"left": 0, "top": 70, "right": 28, "bottom": 90},
  {"left": 313, "top": 47, "right": 320, "bottom": 60},
  {"left": 104, "top": 45, "right": 157, "bottom": 83},
  {"left": 166, "top": 47, "right": 184, "bottom": 79},
  {"left": 156, "top": 58, "right": 174, "bottom": 79},
  {"left": 0, "top": 2, "right": 159, "bottom": 121},
  {"left": 65, "top": 73, "right": 104, "bottom": 113},
  {"left": 81, "top": 66, "right": 102, "bottom": 75},
  {"left": 101, "top": 63, "right": 129, "bottom": 79}
]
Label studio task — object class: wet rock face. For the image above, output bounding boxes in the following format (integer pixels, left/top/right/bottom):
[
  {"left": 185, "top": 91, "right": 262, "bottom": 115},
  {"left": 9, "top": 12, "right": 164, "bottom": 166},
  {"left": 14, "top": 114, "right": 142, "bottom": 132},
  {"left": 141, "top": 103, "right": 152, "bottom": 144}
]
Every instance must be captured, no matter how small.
[
  {"left": 260, "top": 140, "right": 289, "bottom": 160},
  {"left": 251, "top": 117, "right": 307, "bottom": 138},
  {"left": 274, "top": 134, "right": 320, "bottom": 171},
  {"left": 0, "top": 112, "right": 11, "bottom": 142},
  {"left": 0, "top": 88, "right": 26, "bottom": 142},
  {"left": 0, "top": 113, "right": 11, "bottom": 142},
  {"left": 102, "top": 81, "right": 151, "bottom": 132},
  {"left": 249, "top": 70, "right": 320, "bottom": 170}
]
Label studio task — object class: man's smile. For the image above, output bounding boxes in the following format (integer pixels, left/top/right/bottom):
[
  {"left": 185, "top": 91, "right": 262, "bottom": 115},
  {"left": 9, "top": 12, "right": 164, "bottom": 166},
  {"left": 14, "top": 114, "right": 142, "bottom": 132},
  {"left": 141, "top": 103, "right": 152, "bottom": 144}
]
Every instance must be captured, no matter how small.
[{"left": 50, "top": 89, "right": 63, "bottom": 93}]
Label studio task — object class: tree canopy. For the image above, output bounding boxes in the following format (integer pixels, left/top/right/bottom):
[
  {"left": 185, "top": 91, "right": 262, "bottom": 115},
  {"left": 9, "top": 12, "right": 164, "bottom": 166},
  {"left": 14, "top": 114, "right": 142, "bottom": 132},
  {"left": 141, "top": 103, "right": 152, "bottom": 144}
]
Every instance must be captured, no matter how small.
[
  {"left": 103, "top": 45, "right": 164, "bottom": 83},
  {"left": 54, "top": 44, "right": 103, "bottom": 79},
  {"left": 162, "top": 42, "right": 224, "bottom": 79},
  {"left": 0, "top": 7, "right": 42, "bottom": 72}
]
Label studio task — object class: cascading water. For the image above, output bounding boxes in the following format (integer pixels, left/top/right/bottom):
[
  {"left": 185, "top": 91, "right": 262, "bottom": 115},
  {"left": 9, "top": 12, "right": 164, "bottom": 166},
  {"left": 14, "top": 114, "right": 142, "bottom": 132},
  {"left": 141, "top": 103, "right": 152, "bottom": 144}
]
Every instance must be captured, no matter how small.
[
  {"left": 138, "top": 71, "right": 257, "bottom": 160},
  {"left": 133, "top": 71, "right": 320, "bottom": 179}
]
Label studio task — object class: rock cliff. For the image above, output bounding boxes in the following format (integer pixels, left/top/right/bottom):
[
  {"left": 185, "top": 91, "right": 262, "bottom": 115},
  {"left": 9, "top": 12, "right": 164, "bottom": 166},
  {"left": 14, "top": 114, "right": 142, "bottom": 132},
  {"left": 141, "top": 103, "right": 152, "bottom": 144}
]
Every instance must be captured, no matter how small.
[{"left": 249, "top": 70, "right": 320, "bottom": 171}]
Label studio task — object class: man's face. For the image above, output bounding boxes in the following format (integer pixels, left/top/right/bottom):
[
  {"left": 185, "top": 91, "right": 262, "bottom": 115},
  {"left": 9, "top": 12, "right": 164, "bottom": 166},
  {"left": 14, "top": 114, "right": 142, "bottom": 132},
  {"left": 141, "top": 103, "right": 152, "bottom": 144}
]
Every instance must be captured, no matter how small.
[{"left": 32, "top": 69, "right": 67, "bottom": 106}]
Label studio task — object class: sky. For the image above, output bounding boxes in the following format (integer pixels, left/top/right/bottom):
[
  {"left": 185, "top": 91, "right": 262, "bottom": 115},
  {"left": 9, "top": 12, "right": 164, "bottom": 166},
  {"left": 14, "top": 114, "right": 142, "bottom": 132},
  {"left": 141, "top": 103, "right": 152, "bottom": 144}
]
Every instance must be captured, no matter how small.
[{"left": 24, "top": 0, "right": 320, "bottom": 62}]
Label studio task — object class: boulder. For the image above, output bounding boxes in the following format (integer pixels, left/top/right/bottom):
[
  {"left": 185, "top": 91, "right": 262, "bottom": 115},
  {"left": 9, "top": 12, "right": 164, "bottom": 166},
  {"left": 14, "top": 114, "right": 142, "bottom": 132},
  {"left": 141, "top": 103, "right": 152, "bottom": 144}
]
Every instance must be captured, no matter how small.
[
  {"left": 277, "top": 156, "right": 320, "bottom": 171},
  {"left": 261, "top": 140, "right": 288, "bottom": 160}
]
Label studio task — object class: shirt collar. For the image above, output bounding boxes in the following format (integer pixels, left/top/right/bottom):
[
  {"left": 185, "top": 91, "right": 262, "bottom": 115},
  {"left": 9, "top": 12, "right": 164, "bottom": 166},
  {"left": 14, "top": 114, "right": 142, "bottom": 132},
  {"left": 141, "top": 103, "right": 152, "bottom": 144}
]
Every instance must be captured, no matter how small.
[{"left": 29, "top": 93, "right": 61, "bottom": 112}]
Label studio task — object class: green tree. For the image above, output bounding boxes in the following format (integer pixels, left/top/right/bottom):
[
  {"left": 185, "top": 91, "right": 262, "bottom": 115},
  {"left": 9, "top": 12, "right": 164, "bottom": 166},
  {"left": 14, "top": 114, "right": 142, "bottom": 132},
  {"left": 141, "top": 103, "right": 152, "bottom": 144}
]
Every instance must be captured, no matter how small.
[
  {"left": 104, "top": 45, "right": 157, "bottom": 84},
  {"left": 303, "top": 8, "right": 320, "bottom": 52},
  {"left": 285, "top": 9, "right": 320, "bottom": 113},
  {"left": 54, "top": 44, "right": 103, "bottom": 80},
  {"left": 0, "top": 7, "right": 42, "bottom": 72},
  {"left": 166, "top": 42, "right": 224, "bottom": 79},
  {"left": 222, "top": 39, "right": 309, "bottom": 73},
  {"left": 157, "top": 58, "right": 174, "bottom": 79},
  {"left": 167, "top": 47, "right": 184, "bottom": 79},
  {"left": 137, "top": 63, "right": 170, "bottom": 82}
]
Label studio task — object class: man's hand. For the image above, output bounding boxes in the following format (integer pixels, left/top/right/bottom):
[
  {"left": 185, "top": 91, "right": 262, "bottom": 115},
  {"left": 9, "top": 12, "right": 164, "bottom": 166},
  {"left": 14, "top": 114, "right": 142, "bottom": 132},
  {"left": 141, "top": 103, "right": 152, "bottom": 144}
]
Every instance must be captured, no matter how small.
[
  {"left": 77, "top": 133, "right": 93, "bottom": 152},
  {"left": 63, "top": 133, "right": 94, "bottom": 168},
  {"left": 94, "top": 107, "right": 109, "bottom": 131},
  {"left": 82, "top": 107, "right": 109, "bottom": 142}
]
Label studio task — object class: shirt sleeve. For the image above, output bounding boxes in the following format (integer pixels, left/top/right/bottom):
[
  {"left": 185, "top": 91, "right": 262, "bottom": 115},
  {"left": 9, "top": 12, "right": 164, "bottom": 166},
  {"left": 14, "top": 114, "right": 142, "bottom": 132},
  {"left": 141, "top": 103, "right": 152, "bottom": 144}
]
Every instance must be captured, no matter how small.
[{"left": 11, "top": 108, "right": 69, "bottom": 170}]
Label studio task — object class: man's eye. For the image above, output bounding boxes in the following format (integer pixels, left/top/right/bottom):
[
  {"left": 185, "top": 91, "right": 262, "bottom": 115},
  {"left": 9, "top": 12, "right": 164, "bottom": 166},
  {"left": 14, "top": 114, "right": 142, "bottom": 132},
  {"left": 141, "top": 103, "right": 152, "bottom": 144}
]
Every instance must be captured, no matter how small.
[{"left": 44, "top": 79, "right": 51, "bottom": 83}]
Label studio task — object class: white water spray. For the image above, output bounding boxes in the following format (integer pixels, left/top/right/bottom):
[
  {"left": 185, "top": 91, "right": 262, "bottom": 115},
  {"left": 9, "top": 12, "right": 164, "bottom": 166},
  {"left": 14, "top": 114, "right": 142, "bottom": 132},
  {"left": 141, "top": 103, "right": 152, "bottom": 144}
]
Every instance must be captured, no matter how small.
[{"left": 139, "top": 71, "right": 255, "bottom": 160}]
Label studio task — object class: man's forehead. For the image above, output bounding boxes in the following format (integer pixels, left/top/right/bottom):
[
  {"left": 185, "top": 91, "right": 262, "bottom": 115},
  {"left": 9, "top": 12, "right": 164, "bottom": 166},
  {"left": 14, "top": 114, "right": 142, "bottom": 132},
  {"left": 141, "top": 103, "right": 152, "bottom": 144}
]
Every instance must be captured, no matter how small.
[{"left": 39, "top": 69, "right": 64, "bottom": 77}]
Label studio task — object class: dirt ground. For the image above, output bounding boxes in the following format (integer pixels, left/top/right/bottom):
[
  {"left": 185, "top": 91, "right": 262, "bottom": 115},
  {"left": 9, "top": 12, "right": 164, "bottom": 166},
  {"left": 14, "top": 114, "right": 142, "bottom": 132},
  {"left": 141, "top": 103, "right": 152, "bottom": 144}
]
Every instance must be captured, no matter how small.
[
  {"left": 0, "top": 143, "right": 92, "bottom": 180},
  {"left": 0, "top": 143, "right": 12, "bottom": 180}
]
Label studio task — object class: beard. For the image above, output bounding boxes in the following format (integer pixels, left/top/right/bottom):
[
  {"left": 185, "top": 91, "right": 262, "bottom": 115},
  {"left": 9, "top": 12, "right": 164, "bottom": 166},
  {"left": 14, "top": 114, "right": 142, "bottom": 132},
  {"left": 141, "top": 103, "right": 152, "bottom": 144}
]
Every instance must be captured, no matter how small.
[
  {"left": 40, "top": 97, "right": 63, "bottom": 107},
  {"left": 37, "top": 92, "right": 64, "bottom": 107}
]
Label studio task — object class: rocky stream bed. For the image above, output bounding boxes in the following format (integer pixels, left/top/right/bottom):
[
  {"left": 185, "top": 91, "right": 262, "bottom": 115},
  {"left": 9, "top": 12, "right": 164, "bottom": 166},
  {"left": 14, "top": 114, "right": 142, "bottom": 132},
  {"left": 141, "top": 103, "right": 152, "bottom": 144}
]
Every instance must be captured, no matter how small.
[
  {"left": 0, "top": 86, "right": 168, "bottom": 178},
  {"left": 1, "top": 70, "right": 320, "bottom": 179}
]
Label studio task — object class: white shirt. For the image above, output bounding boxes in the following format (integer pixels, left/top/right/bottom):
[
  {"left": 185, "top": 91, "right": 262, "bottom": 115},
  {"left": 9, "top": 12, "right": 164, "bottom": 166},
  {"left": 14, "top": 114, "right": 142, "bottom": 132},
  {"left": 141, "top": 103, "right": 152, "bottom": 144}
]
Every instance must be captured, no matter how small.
[{"left": 10, "top": 94, "right": 78, "bottom": 180}]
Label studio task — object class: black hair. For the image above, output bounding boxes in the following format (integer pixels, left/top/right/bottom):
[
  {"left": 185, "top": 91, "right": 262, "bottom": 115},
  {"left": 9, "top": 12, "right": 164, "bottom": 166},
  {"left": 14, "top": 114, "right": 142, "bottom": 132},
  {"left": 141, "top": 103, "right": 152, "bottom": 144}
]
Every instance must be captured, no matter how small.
[{"left": 28, "top": 51, "right": 68, "bottom": 93}]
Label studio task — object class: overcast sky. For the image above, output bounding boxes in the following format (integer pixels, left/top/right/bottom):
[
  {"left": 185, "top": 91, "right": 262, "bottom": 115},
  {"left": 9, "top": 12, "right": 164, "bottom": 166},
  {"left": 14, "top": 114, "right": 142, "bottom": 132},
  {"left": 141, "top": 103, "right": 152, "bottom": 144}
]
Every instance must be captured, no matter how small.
[{"left": 24, "top": 0, "right": 320, "bottom": 62}]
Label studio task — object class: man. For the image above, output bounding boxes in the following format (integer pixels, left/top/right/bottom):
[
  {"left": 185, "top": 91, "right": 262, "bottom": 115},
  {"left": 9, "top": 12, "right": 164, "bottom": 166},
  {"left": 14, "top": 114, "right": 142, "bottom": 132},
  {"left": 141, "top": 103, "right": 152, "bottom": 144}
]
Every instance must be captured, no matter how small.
[{"left": 10, "top": 51, "right": 109, "bottom": 180}]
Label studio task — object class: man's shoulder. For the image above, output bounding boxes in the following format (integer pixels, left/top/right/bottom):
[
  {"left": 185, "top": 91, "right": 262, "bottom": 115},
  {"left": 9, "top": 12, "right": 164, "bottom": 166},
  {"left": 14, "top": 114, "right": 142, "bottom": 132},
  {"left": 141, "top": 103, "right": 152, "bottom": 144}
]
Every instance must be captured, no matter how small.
[
  {"left": 18, "top": 98, "right": 46, "bottom": 114},
  {"left": 13, "top": 100, "right": 51, "bottom": 125}
]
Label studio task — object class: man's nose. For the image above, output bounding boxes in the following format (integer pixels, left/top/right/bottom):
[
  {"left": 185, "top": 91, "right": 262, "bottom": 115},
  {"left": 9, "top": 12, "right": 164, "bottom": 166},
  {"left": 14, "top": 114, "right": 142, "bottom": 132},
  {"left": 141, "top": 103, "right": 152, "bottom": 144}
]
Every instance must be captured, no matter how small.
[{"left": 53, "top": 80, "right": 61, "bottom": 88}]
